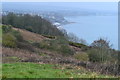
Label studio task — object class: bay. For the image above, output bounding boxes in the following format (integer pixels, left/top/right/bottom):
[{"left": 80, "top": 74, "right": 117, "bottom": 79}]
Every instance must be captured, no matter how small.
[{"left": 63, "top": 16, "right": 118, "bottom": 49}]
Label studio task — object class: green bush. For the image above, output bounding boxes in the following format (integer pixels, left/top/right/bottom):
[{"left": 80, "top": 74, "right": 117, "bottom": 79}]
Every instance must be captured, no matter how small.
[
  {"left": 2, "top": 25, "right": 23, "bottom": 48},
  {"left": 11, "top": 30, "right": 23, "bottom": 41},
  {"left": 74, "top": 52, "right": 89, "bottom": 61},
  {"left": 2, "top": 25, "right": 12, "bottom": 33},
  {"left": 2, "top": 34, "right": 17, "bottom": 48},
  {"left": 69, "top": 41, "right": 88, "bottom": 51},
  {"left": 32, "top": 40, "right": 50, "bottom": 49},
  {"left": 87, "top": 48, "right": 110, "bottom": 63},
  {"left": 39, "top": 41, "right": 50, "bottom": 49},
  {"left": 42, "top": 34, "right": 56, "bottom": 39},
  {"left": 59, "top": 45, "right": 74, "bottom": 55},
  {"left": 32, "top": 37, "right": 75, "bottom": 55}
]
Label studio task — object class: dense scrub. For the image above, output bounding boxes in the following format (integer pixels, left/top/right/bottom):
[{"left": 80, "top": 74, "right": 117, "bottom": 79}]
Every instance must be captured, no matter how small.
[{"left": 32, "top": 37, "right": 75, "bottom": 55}]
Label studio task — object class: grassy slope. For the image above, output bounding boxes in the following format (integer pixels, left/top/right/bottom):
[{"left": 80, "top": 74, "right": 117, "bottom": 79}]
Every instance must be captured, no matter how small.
[{"left": 2, "top": 62, "right": 115, "bottom": 78}]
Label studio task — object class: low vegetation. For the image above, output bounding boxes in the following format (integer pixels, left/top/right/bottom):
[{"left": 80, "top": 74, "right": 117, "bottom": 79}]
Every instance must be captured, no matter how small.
[
  {"left": 69, "top": 41, "right": 88, "bottom": 51},
  {"left": 74, "top": 52, "right": 89, "bottom": 61},
  {"left": 2, "top": 63, "right": 116, "bottom": 78},
  {"left": 42, "top": 34, "right": 56, "bottom": 39},
  {"left": 32, "top": 37, "right": 75, "bottom": 55},
  {"left": 87, "top": 38, "right": 118, "bottom": 63},
  {"left": 2, "top": 25, "right": 23, "bottom": 48}
]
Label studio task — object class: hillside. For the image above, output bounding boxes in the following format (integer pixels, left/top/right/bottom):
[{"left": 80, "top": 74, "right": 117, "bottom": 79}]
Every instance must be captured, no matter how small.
[
  {"left": 2, "top": 25, "right": 119, "bottom": 78},
  {"left": 1, "top": 13, "right": 119, "bottom": 78}
]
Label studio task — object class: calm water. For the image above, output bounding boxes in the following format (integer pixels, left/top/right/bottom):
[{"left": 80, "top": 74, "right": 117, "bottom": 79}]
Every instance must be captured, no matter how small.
[{"left": 63, "top": 16, "right": 118, "bottom": 49}]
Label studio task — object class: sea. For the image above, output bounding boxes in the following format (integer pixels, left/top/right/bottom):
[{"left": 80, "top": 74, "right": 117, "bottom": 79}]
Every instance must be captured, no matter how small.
[{"left": 62, "top": 16, "right": 118, "bottom": 49}]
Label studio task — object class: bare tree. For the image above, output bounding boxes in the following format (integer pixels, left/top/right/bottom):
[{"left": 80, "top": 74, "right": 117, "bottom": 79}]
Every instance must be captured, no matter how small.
[
  {"left": 67, "top": 32, "right": 87, "bottom": 45},
  {"left": 88, "top": 38, "right": 113, "bottom": 63}
]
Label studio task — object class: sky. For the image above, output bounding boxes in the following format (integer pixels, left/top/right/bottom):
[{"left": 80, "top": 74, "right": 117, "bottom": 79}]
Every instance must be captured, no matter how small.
[
  {"left": 1, "top": 0, "right": 119, "bottom": 2},
  {"left": 2, "top": 2, "right": 118, "bottom": 13}
]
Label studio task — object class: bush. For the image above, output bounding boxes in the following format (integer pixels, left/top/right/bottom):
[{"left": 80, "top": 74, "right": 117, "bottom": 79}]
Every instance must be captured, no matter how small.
[
  {"left": 11, "top": 30, "right": 23, "bottom": 41},
  {"left": 32, "top": 40, "right": 50, "bottom": 49},
  {"left": 59, "top": 45, "right": 74, "bottom": 55},
  {"left": 2, "top": 34, "right": 17, "bottom": 48},
  {"left": 87, "top": 48, "right": 111, "bottom": 63},
  {"left": 42, "top": 34, "right": 56, "bottom": 39},
  {"left": 88, "top": 38, "right": 113, "bottom": 63},
  {"left": 69, "top": 41, "right": 88, "bottom": 51},
  {"left": 32, "top": 37, "right": 75, "bottom": 55},
  {"left": 2, "top": 25, "right": 12, "bottom": 33},
  {"left": 2, "top": 25, "right": 23, "bottom": 48},
  {"left": 74, "top": 52, "right": 89, "bottom": 61}
]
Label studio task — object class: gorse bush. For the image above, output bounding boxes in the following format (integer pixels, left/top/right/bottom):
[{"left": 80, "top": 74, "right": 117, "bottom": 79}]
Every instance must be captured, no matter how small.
[
  {"left": 2, "top": 33, "right": 17, "bottom": 48},
  {"left": 42, "top": 34, "right": 56, "bottom": 39},
  {"left": 2, "top": 25, "right": 12, "bottom": 33},
  {"left": 10, "top": 30, "right": 23, "bottom": 42},
  {"left": 69, "top": 41, "right": 88, "bottom": 51},
  {"left": 74, "top": 52, "right": 89, "bottom": 61},
  {"left": 2, "top": 25, "right": 23, "bottom": 48},
  {"left": 59, "top": 45, "right": 74, "bottom": 55}
]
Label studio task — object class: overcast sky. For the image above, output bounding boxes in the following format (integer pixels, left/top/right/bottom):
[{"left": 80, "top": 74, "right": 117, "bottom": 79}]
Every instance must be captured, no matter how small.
[
  {"left": 1, "top": 0, "right": 119, "bottom": 2},
  {"left": 2, "top": 2, "right": 118, "bottom": 14}
]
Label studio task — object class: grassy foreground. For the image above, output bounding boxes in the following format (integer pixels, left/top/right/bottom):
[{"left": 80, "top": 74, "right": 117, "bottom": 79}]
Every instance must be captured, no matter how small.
[{"left": 2, "top": 62, "right": 116, "bottom": 78}]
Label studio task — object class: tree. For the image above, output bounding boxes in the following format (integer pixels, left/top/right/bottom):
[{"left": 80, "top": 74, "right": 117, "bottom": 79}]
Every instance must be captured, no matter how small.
[
  {"left": 88, "top": 38, "right": 112, "bottom": 63},
  {"left": 67, "top": 32, "right": 87, "bottom": 45},
  {"left": 91, "top": 38, "right": 112, "bottom": 49},
  {"left": 67, "top": 33, "right": 80, "bottom": 43}
]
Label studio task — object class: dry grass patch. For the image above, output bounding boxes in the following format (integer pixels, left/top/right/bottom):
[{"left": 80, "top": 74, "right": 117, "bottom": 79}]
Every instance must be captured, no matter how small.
[{"left": 13, "top": 28, "right": 48, "bottom": 42}]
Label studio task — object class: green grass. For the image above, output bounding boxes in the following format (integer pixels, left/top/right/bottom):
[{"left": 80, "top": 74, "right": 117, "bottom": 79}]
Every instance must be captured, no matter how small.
[{"left": 2, "top": 62, "right": 116, "bottom": 78}]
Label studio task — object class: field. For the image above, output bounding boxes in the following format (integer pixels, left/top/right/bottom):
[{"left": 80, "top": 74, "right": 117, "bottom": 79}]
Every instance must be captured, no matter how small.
[{"left": 2, "top": 62, "right": 116, "bottom": 78}]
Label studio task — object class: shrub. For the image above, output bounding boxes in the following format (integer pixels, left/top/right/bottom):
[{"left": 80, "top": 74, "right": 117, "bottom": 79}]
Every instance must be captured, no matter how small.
[
  {"left": 69, "top": 41, "right": 88, "bottom": 51},
  {"left": 39, "top": 41, "right": 50, "bottom": 49},
  {"left": 74, "top": 52, "right": 89, "bottom": 61},
  {"left": 87, "top": 48, "right": 111, "bottom": 63},
  {"left": 59, "top": 45, "right": 74, "bottom": 55},
  {"left": 32, "top": 37, "right": 75, "bottom": 55},
  {"left": 42, "top": 34, "right": 56, "bottom": 39},
  {"left": 2, "top": 25, "right": 23, "bottom": 48},
  {"left": 11, "top": 30, "right": 23, "bottom": 41},
  {"left": 2, "top": 34, "right": 17, "bottom": 48},
  {"left": 32, "top": 40, "right": 50, "bottom": 49},
  {"left": 2, "top": 25, "right": 12, "bottom": 33},
  {"left": 88, "top": 38, "right": 113, "bottom": 63}
]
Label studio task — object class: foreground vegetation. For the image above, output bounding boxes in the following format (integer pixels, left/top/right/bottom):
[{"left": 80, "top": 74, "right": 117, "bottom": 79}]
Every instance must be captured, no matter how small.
[{"left": 2, "top": 62, "right": 116, "bottom": 78}]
